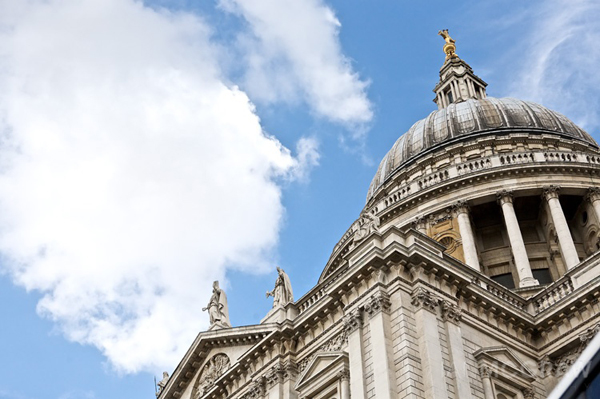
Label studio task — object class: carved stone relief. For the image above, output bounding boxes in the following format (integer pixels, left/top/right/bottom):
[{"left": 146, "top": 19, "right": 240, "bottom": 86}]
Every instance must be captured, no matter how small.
[{"left": 191, "top": 353, "right": 231, "bottom": 399}]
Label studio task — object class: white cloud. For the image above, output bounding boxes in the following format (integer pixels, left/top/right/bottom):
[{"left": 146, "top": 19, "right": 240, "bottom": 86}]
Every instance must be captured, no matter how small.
[
  {"left": 219, "top": 0, "right": 373, "bottom": 133},
  {"left": 508, "top": 0, "right": 600, "bottom": 131},
  {"left": 0, "top": 0, "right": 318, "bottom": 373}
]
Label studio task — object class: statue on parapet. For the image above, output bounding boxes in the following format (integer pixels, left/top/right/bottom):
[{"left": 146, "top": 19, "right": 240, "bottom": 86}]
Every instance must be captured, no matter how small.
[
  {"left": 266, "top": 267, "right": 294, "bottom": 308},
  {"left": 438, "top": 29, "right": 458, "bottom": 60},
  {"left": 202, "top": 280, "right": 231, "bottom": 330},
  {"left": 156, "top": 371, "right": 169, "bottom": 397}
]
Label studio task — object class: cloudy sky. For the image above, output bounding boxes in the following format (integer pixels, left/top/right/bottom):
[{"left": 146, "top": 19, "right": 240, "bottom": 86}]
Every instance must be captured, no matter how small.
[{"left": 0, "top": 0, "right": 598, "bottom": 398}]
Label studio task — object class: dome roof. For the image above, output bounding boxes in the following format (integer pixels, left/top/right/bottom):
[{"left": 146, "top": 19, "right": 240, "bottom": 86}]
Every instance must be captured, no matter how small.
[{"left": 367, "top": 97, "right": 596, "bottom": 202}]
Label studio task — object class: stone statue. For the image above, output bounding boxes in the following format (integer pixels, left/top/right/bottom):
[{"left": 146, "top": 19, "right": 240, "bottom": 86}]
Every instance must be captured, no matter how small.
[
  {"left": 438, "top": 29, "right": 458, "bottom": 59},
  {"left": 156, "top": 371, "right": 169, "bottom": 396},
  {"left": 266, "top": 267, "right": 294, "bottom": 308},
  {"left": 354, "top": 212, "right": 380, "bottom": 243},
  {"left": 202, "top": 280, "right": 231, "bottom": 329}
]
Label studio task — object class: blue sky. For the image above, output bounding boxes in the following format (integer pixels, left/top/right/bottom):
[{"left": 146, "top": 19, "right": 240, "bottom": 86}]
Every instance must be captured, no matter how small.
[{"left": 0, "top": 0, "right": 598, "bottom": 398}]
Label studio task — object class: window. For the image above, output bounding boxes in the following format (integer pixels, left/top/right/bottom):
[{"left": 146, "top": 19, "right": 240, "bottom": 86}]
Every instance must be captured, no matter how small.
[
  {"left": 446, "top": 89, "right": 454, "bottom": 104},
  {"left": 491, "top": 273, "right": 516, "bottom": 289},
  {"left": 532, "top": 268, "right": 553, "bottom": 285}
]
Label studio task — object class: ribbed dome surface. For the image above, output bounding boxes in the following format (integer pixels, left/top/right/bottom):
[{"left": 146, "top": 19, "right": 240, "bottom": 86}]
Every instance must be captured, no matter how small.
[{"left": 367, "top": 97, "right": 596, "bottom": 202}]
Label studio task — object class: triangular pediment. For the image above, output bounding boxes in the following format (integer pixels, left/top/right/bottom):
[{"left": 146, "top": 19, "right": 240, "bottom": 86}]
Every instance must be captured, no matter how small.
[
  {"left": 474, "top": 346, "right": 535, "bottom": 382},
  {"left": 158, "top": 324, "right": 276, "bottom": 399},
  {"left": 295, "top": 351, "right": 348, "bottom": 392}
]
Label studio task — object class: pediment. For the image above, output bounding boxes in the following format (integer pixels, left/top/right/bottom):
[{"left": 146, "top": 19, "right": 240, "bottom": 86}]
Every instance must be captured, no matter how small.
[
  {"left": 295, "top": 351, "right": 349, "bottom": 392},
  {"left": 158, "top": 324, "right": 276, "bottom": 399},
  {"left": 474, "top": 346, "right": 535, "bottom": 382}
]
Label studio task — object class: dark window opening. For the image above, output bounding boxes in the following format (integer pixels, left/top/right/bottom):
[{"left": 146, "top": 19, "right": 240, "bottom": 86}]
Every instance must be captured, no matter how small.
[
  {"left": 491, "top": 273, "right": 515, "bottom": 289},
  {"left": 446, "top": 89, "right": 454, "bottom": 104},
  {"left": 532, "top": 268, "right": 553, "bottom": 285}
]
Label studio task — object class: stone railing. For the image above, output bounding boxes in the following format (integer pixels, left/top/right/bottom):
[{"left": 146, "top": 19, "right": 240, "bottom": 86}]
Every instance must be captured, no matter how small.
[
  {"left": 485, "top": 283, "right": 527, "bottom": 310},
  {"left": 457, "top": 158, "right": 492, "bottom": 175},
  {"left": 533, "top": 277, "right": 574, "bottom": 313},
  {"left": 544, "top": 152, "right": 578, "bottom": 162},
  {"left": 297, "top": 287, "right": 327, "bottom": 314},
  {"left": 500, "top": 152, "right": 535, "bottom": 165},
  {"left": 383, "top": 186, "right": 411, "bottom": 208},
  {"left": 417, "top": 170, "right": 450, "bottom": 190}
]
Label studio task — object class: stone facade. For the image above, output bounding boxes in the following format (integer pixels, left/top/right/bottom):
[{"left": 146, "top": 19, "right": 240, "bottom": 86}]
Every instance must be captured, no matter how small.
[{"left": 157, "top": 44, "right": 600, "bottom": 399}]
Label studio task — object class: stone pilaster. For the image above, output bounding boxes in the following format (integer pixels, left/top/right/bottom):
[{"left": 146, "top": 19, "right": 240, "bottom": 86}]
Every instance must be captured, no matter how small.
[
  {"left": 411, "top": 287, "right": 450, "bottom": 398},
  {"left": 440, "top": 300, "right": 472, "bottom": 399},
  {"left": 497, "top": 190, "right": 538, "bottom": 287},
  {"left": 343, "top": 309, "right": 365, "bottom": 399},
  {"left": 453, "top": 200, "right": 481, "bottom": 271},
  {"left": 543, "top": 186, "right": 579, "bottom": 269},
  {"left": 364, "top": 291, "right": 396, "bottom": 399}
]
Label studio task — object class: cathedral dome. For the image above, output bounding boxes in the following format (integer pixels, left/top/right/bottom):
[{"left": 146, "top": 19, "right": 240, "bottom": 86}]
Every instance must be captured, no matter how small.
[{"left": 367, "top": 97, "right": 596, "bottom": 202}]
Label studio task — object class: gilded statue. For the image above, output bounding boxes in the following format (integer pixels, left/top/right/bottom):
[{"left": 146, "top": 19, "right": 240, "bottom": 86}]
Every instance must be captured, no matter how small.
[
  {"left": 202, "top": 280, "right": 231, "bottom": 329},
  {"left": 266, "top": 267, "right": 294, "bottom": 308},
  {"left": 438, "top": 29, "right": 458, "bottom": 60}
]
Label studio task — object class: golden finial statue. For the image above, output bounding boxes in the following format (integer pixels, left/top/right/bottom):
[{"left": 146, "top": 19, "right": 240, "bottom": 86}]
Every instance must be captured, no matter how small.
[{"left": 438, "top": 29, "right": 458, "bottom": 60}]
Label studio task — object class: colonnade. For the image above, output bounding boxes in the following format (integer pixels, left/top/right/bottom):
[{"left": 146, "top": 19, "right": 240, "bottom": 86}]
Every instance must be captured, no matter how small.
[{"left": 453, "top": 186, "right": 594, "bottom": 288}]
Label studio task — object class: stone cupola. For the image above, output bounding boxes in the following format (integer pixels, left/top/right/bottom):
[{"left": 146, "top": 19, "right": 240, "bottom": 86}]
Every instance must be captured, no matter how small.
[{"left": 433, "top": 30, "right": 488, "bottom": 109}]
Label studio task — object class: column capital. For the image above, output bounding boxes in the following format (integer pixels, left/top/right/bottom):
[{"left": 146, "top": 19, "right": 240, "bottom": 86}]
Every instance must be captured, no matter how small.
[
  {"left": 542, "top": 185, "right": 561, "bottom": 201},
  {"left": 496, "top": 189, "right": 514, "bottom": 205},
  {"left": 338, "top": 369, "right": 350, "bottom": 381},
  {"left": 586, "top": 187, "right": 600, "bottom": 203},
  {"left": 364, "top": 291, "right": 392, "bottom": 318},
  {"left": 523, "top": 387, "right": 535, "bottom": 399},
  {"left": 452, "top": 200, "right": 470, "bottom": 215},
  {"left": 478, "top": 365, "right": 492, "bottom": 378},
  {"left": 412, "top": 216, "right": 428, "bottom": 231},
  {"left": 410, "top": 287, "right": 438, "bottom": 314},
  {"left": 343, "top": 309, "right": 363, "bottom": 334},
  {"left": 440, "top": 300, "right": 462, "bottom": 324}
]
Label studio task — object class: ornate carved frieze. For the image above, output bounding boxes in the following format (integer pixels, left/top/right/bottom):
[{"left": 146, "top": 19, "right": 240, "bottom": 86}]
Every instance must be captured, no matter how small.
[
  {"left": 281, "top": 362, "right": 298, "bottom": 382},
  {"left": 343, "top": 309, "right": 363, "bottom": 334},
  {"left": 440, "top": 300, "right": 462, "bottom": 324},
  {"left": 320, "top": 331, "right": 348, "bottom": 352},
  {"left": 538, "top": 322, "right": 600, "bottom": 377},
  {"left": 410, "top": 287, "right": 438, "bottom": 314},
  {"left": 580, "top": 323, "right": 600, "bottom": 345},
  {"left": 265, "top": 365, "right": 283, "bottom": 389},
  {"left": 241, "top": 378, "right": 266, "bottom": 399},
  {"left": 364, "top": 291, "right": 392, "bottom": 318},
  {"left": 191, "top": 353, "right": 231, "bottom": 399},
  {"left": 542, "top": 185, "right": 561, "bottom": 201}
]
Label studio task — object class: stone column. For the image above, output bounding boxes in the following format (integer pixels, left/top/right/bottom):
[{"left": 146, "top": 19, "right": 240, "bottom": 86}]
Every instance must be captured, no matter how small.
[
  {"left": 364, "top": 291, "right": 396, "bottom": 399},
  {"left": 343, "top": 309, "right": 366, "bottom": 399},
  {"left": 543, "top": 186, "right": 579, "bottom": 269},
  {"left": 412, "top": 216, "right": 428, "bottom": 235},
  {"left": 411, "top": 287, "right": 450, "bottom": 399},
  {"left": 339, "top": 370, "right": 350, "bottom": 399},
  {"left": 587, "top": 188, "right": 600, "bottom": 225},
  {"left": 454, "top": 201, "right": 481, "bottom": 271},
  {"left": 497, "top": 191, "right": 538, "bottom": 287},
  {"left": 440, "top": 301, "right": 473, "bottom": 399},
  {"left": 479, "top": 366, "right": 494, "bottom": 398}
]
